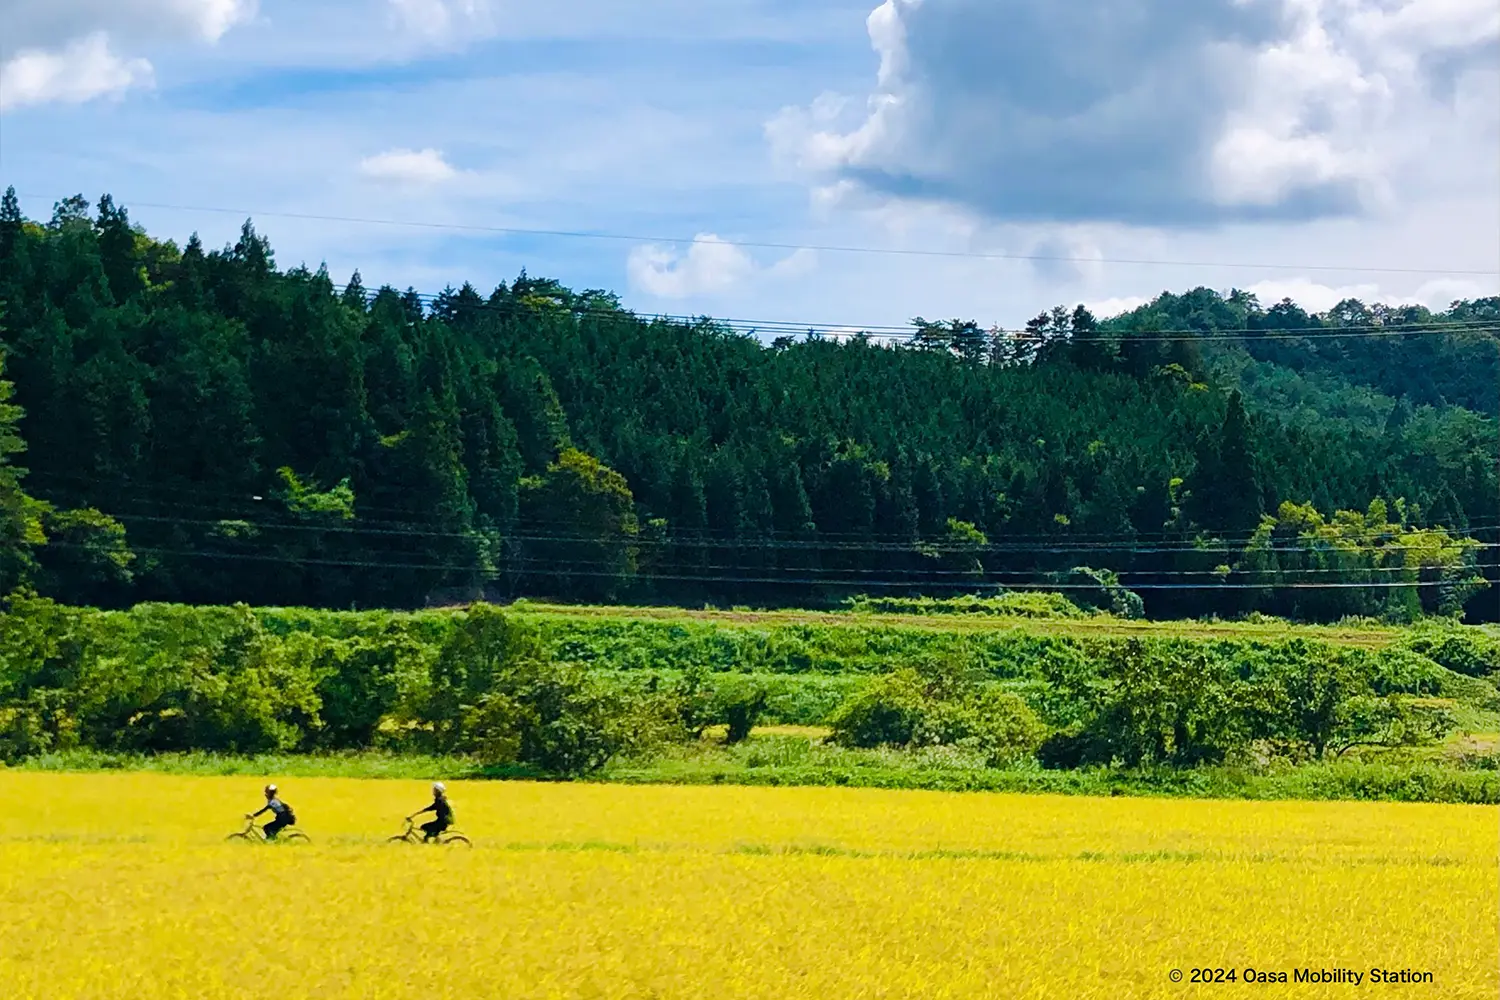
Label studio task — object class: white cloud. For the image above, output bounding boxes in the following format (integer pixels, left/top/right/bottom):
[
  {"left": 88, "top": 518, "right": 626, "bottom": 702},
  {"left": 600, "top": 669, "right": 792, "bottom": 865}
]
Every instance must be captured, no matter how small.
[
  {"left": 771, "top": 0, "right": 1500, "bottom": 227},
  {"left": 628, "top": 235, "right": 756, "bottom": 298},
  {"left": 769, "top": 247, "right": 819, "bottom": 281},
  {"left": 1083, "top": 296, "right": 1153, "bottom": 319},
  {"left": 627, "top": 235, "right": 815, "bottom": 299},
  {"left": 359, "top": 147, "right": 459, "bottom": 185},
  {"left": 1243, "top": 277, "right": 1385, "bottom": 313},
  {"left": 0, "top": 0, "right": 254, "bottom": 111},
  {"left": 1244, "top": 275, "right": 1495, "bottom": 313},
  {"left": 388, "top": 0, "right": 494, "bottom": 41},
  {"left": 1025, "top": 231, "right": 1105, "bottom": 285},
  {"left": 0, "top": 33, "right": 153, "bottom": 111},
  {"left": 1209, "top": 1, "right": 1383, "bottom": 209},
  {"left": 1, "top": 0, "right": 256, "bottom": 51}
]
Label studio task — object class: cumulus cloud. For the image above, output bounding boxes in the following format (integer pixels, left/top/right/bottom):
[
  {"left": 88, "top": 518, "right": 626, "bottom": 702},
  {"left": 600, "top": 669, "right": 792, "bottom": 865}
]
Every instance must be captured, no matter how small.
[
  {"left": 627, "top": 235, "right": 815, "bottom": 299},
  {"left": 1085, "top": 275, "right": 1493, "bottom": 320},
  {"left": 1244, "top": 275, "right": 1494, "bottom": 313},
  {"left": 769, "top": 0, "right": 1500, "bottom": 227},
  {"left": 1025, "top": 232, "right": 1106, "bottom": 285},
  {"left": 359, "top": 147, "right": 459, "bottom": 185},
  {"left": 0, "top": 32, "right": 152, "bottom": 111},
  {"left": 1082, "top": 295, "right": 1153, "bottom": 319},
  {"left": 0, "top": 0, "right": 255, "bottom": 110},
  {"left": 388, "top": 0, "right": 494, "bottom": 41},
  {"left": 1, "top": 0, "right": 255, "bottom": 51}
]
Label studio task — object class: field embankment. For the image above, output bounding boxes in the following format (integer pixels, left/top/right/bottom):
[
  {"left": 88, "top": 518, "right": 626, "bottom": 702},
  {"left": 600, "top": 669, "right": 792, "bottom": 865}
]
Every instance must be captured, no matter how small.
[
  {"left": 509, "top": 600, "right": 1409, "bottom": 648},
  {"left": 4, "top": 595, "right": 1498, "bottom": 802}
]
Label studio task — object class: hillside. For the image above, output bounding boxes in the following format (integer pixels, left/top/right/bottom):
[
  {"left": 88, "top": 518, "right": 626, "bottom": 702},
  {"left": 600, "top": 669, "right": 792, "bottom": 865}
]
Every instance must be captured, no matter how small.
[{"left": 0, "top": 191, "right": 1495, "bottom": 620}]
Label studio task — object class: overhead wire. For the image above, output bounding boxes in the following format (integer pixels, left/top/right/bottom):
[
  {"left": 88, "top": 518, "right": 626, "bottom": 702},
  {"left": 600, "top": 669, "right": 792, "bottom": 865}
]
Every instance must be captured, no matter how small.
[
  {"left": 17, "top": 192, "right": 1499, "bottom": 277},
  {"left": 9, "top": 200, "right": 1495, "bottom": 602},
  {"left": 24, "top": 481, "right": 1499, "bottom": 555},
  {"left": 71, "top": 512, "right": 1500, "bottom": 557},
  {"left": 27, "top": 472, "right": 1500, "bottom": 548},
  {"left": 344, "top": 282, "right": 1498, "bottom": 344},
  {"left": 48, "top": 541, "right": 1484, "bottom": 593},
  {"left": 14, "top": 192, "right": 1498, "bottom": 342}
]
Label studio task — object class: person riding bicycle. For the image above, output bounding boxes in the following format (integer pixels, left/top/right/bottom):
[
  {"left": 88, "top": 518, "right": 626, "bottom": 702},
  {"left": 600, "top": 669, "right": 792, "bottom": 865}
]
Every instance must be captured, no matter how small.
[
  {"left": 408, "top": 782, "right": 454, "bottom": 842},
  {"left": 247, "top": 784, "right": 297, "bottom": 840}
]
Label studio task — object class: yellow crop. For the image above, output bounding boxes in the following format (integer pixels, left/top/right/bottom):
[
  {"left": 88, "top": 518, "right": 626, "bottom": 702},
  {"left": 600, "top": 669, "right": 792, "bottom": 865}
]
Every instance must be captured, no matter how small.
[{"left": 1, "top": 772, "right": 1494, "bottom": 999}]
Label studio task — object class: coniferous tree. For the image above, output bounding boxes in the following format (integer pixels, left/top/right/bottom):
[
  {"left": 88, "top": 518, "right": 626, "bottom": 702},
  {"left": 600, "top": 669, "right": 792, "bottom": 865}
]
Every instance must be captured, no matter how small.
[{"left": 0, "top": 193, "right": 1491, "bottom": 619}]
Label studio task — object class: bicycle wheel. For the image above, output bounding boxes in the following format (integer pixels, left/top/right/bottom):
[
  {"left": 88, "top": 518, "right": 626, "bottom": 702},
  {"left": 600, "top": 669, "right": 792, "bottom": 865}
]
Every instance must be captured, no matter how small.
[
  {"left": 441, "top": 834, "right": 472, "bottom": 847},
  {"left": 281, "top": 831, "right": 311, "bottom": 844},
  {"left": 387, "top": 834, "right": 415, "bottom": 844},
  {"left": 226, "top": 832, "right": 255, "bottom": 843}
]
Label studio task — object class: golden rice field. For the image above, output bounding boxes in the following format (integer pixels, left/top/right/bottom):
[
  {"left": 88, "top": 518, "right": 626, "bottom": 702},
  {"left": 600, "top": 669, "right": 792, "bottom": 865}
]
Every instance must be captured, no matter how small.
[{"left": 1, "top": 773, "right": 1495, "bottom": 1000}]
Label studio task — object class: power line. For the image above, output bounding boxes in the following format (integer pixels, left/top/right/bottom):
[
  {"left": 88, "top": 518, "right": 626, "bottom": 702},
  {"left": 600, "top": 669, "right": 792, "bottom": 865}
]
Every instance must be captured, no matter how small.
[
  {"left": 17, "top": 191, "right": 1500, "bottom": 278},
  {"left": 29, "top": 474, "right": 1500, "bottom": 547},
  {"left": 365, "top": 283, "right": 1498, "bottom": 343},
  {"left": 72, "top": 509, "right": 1500, "bottom": 556},
  {"left": 25, "top": 479, "right": 1498, "bottom": 553},
  {"left": 12, "top": 191, "right": 1500, "bottom": 340},
  {"left": 58, "top": 541, "right": 1484, "bottom": 592}
]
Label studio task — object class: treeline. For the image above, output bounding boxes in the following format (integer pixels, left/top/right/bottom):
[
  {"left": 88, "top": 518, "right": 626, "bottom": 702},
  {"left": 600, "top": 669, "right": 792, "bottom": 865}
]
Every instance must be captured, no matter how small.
[
  {"left": 0, "top": 191, "right": 1495, "bottom": 620},
  {"left": 3, "top": 599, "right": 1496, "bottom": 779}
]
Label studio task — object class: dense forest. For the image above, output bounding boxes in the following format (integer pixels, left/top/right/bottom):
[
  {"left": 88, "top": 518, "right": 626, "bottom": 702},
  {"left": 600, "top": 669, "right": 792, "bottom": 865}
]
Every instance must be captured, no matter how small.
[{"left": 0, "top": 190, "right": 1495, "bottom": 621}]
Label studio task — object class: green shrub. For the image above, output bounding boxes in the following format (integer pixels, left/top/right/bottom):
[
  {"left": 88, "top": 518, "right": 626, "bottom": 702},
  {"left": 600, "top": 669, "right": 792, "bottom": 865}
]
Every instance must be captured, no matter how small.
[
  {"left": 827, "top": 669, "right": 929, "bottom": 748},
  {"left": 828, "top": 664, "right": 1045, "bottom": 766},
  {"left": 842, "top": 592, "right": 1088, "bottom": 619},
  {"left": 1401, "top": 627, "right": 1500, "bottom": 678},
  {"left": 713, "top": 677, "right": 769, "bottom": 744},
  {"left": 1047, "top": 567, "right": 1144, "bottom": 619},
  {"left": 462, "top": 658, "right": 634, "bottom": 776},
  {"left": 959, "top": 688, "right": 1049, "bottom": 766},
  {"left": 1368, "top": 647, "right": 1447, "bottom": 696},
  {"left": 418, "top": 603, "right": 544, "bottom": 752}
]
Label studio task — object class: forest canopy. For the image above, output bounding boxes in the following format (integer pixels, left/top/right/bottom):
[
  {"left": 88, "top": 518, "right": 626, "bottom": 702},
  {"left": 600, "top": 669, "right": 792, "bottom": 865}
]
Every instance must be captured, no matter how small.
[{"left": 0, "top": 190, "right": 1495, "bottom": 621}]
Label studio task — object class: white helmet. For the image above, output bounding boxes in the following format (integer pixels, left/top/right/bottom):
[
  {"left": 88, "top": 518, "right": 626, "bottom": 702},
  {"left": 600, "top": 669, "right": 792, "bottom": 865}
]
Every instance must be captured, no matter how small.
[
  {"left": 432, "top": 782, "right": 446, "bottom": 794},
  {"left": 264, "top": 784, "right": 277, "bottom": 796}
]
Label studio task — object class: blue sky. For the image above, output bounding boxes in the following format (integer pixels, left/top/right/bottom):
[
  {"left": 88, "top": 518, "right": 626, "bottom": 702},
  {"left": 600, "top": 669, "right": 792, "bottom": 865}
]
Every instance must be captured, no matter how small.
[{"left": 2, "top": 0, "right": 1497, "bottom": 331}]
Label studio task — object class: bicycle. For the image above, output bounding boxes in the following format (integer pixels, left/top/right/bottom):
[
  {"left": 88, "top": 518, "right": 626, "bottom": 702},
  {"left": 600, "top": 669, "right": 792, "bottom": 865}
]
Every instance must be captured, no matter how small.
[
  {"left": 387, "top": 817, "right": 471, "bottom": 847},
  {"left": 226, "top": 818, "right": 311, "bottom": 844}
]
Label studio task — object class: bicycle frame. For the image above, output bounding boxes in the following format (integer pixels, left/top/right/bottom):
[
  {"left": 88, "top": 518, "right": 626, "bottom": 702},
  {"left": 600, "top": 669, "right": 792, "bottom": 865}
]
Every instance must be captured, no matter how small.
[
  {"left": 232, "top": 818, "right": 269, "bottom": 841},
  {"left": 389, "top": 817, "right": 470, "bottom": 846},
  {"left": 228, "top": 818, "right": 309, "bottom": 843}
]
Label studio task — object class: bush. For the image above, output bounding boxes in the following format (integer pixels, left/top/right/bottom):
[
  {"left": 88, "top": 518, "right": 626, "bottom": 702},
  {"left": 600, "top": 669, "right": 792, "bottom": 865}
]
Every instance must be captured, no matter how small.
[
  {"left": 1368, "top": 647, "right": 1448, "bottom": 696},
  {"left": 0, "top": 595, "right": 1486, "bottom": 780},
  {"left": 1401, "top": 627, "right": 1500, "bottom": 678},
  {"left": 713, "top": 677, "right": 769, "bottom": 744},
  {"left": 827, "top": 669, "right": 929, "bottom": 748},
  {"left": 1047, "top": 568, "right": 1144, "bottom": 619},
  {"left": 1036, "top": 726, "right": 1094, "bottom": 770},
  {"left": 828, "top": 665, "right": 1046, "bottom": 766},
  {"left": 418, "top": 603, "right": 545, "bottom": 751},
  {"left": 959, "top": 689, "right": 1049, "bottom": 766},
  {"left": 843, "top": 592, "right": 1088, "bottom": 619},
  {"left": 304, "top": 630, "right": 419, "bottom": 749},
  {"left": 463, "top": 658, "right": 635, "bottom": 776},
  {"left": 411, "top": 604, "right": 652, "bottom": 775}
]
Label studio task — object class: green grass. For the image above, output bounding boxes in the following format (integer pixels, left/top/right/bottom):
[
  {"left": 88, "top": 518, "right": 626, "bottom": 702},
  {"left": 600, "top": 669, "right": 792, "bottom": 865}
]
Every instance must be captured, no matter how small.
[
  {"left": 9, "top": 750, "right": 495, "bottom": 781},
  {"left": 596, "top": 734, "right": 1500, "bottom": 803},
  {"left": 506, "top": 601, "right": 1406, "bottom": 649},
  {"left": 10, "top": 599, "right": 1496, "bottom": 804},
  {"left": 18, "top": 730, "right": 1495, "bottom": 804}
]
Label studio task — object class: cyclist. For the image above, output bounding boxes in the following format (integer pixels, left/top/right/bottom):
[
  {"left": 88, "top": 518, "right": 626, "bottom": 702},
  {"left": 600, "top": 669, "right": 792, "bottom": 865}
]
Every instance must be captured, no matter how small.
[
  {"left": 408, "top": 782, "right": 454, "bottom": 842},
  {"left": 247, "top": 783, "right": 297, "bottom": 840}
]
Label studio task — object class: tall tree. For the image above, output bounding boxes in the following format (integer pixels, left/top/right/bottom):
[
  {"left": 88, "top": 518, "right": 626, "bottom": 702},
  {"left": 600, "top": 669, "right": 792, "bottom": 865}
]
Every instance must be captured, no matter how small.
[{"left": 1185, "top": 390, "right": 1263, "bottom": 535}]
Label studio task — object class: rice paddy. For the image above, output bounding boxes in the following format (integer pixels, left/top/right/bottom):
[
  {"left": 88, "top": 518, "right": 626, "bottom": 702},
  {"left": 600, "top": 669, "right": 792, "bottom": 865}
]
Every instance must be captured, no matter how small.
[{"left": 1, "top": 772, "right": 1494, "bottom": 999}]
